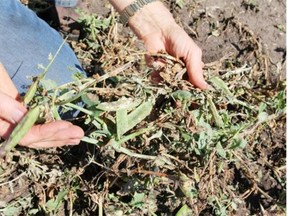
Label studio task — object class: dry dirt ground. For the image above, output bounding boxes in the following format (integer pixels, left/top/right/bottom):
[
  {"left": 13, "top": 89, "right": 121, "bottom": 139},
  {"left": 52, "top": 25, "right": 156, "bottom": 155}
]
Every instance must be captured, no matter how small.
[
  {"left": 0, "top": 0, "right": 286, "bottom": 216},
  {"left": 90, "top": 0, "right": 285, "bottom": 71}
]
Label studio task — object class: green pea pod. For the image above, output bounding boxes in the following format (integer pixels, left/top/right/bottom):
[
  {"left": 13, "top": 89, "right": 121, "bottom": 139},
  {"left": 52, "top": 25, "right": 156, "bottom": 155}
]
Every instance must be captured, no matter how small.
[
  {"left": 209, "top": 76, "right": 233, "bottom": 97},
  {"left": 23, "top": 79, "right": 40, "bottom": 106},
  {"left": 125, "top": 100, "right": 153, "bottom": 134},
  {"left": 0, "top": 105, "right": 42, "bottom": 158},
  {"left": 207, "top": 95, "right": 224, "bottom": 128}
]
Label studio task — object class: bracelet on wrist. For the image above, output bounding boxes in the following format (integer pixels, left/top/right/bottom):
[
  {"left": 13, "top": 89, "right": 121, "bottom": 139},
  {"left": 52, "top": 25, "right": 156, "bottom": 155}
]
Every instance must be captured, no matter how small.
[{"left": 119, "top": 0, "right": 156, "bottom": 25}]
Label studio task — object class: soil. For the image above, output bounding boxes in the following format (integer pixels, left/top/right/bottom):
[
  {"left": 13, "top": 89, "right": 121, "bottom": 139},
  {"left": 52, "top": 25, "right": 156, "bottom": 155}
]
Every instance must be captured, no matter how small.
[
  {"left": 87, "top": 0, "right": 285, "bottom": 70},
  {"left": 180, "top": 0, "right": 286, "bottom": 64}
]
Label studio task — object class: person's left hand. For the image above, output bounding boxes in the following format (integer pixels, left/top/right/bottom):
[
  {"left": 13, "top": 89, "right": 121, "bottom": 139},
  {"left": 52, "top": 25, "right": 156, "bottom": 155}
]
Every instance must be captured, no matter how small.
[
  {"left": 0, "top": 91, "right": 84, "bottom": 149},
  {"left": 0, "top": 63, "right": 84, "bottom": 149}
]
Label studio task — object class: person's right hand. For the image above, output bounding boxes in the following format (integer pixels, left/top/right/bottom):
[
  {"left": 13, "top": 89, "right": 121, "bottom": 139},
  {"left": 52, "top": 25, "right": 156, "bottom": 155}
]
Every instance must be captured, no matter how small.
[
  {"left": 117, "top": 1, "right": 207, "bottom": 89},
  {"left": 0, "top": 91, "right": 84, "bottom": 148}
]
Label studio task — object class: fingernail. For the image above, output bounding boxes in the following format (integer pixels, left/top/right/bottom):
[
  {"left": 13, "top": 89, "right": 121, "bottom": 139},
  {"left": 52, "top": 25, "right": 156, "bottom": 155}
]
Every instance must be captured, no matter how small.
[{"left": 12, "top": 109, "right": 25, "bottom": 123}]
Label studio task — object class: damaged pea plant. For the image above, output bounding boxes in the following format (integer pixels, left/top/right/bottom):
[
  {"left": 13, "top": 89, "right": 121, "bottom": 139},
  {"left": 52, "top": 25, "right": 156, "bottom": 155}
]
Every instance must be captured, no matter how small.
[{"left": 0, "top": 45, "right": 285, "bottom": 215}]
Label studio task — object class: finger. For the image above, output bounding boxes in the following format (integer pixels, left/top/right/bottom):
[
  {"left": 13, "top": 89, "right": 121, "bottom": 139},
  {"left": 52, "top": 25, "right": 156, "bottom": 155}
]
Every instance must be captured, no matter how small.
[
  {"left": 0, "top": 92, "right": 27, "bottom": 124},
  {"left": 143, "top": 36, "right": 167, "bottom": 82},
  {"left": 0, "top": 119, "right": 15, "bottom": 138},
  {"left": 19, "top": 120, "right": 84, "bottom": 147},
  {"left": 143, "top": 35, "right": 166, "bottom": 66},
  {"left": 185, "top": 43, "right": 208, "bottom": 89},
  {"left": 0, "top": 119, "right": 84, "bottom": 148}
]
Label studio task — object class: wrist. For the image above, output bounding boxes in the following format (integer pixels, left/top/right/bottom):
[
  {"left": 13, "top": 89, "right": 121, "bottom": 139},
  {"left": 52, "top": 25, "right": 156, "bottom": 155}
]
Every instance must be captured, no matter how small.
[{"left": 127, "top": 1, "right": 178, "bottom": 40}]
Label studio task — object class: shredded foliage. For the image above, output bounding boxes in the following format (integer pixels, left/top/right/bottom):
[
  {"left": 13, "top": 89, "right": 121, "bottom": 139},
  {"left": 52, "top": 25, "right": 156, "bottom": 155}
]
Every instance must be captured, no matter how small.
[{"left": 0, "top": 1, "right": 286, "bottom": 216}]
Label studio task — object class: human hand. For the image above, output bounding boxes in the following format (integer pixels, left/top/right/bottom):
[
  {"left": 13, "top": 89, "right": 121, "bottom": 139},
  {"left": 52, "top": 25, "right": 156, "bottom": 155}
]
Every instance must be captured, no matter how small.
[
  {"left": 142, "top": 26, "right": 207, "bottom": 89},
  {"left": 0, "top": 63, "right": 84, "bottom": 149},
  {"left": 125, "top": 1, "right": 208, "bottom": 89},
  {"left": 0, "top": 91, "right": 84, "bottom": 148}
]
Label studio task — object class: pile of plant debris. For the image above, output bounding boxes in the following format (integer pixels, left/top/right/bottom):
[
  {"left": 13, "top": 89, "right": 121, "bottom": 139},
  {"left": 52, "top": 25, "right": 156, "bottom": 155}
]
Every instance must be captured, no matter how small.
[{"left": 0, "top": 1, "right": 285, "bottom": 215}]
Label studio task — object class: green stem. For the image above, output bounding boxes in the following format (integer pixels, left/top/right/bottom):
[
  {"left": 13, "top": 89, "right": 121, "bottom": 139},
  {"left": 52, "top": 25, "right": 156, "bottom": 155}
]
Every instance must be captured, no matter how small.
[
  {"left": 63, "top": 103, "right": 94, "bottom": 116},
  {"left": 109, "top": 127, "right": 157, "bottom": 160}
]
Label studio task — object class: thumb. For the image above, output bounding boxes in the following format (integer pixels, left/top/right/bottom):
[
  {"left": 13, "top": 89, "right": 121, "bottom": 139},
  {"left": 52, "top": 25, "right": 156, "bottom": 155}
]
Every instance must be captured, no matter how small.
[
  {"left": 0, "top": 92, "right": 27, "bottom": 124},
  {"left": 143, "top": 36, "right": 167, "bottom": 82}
]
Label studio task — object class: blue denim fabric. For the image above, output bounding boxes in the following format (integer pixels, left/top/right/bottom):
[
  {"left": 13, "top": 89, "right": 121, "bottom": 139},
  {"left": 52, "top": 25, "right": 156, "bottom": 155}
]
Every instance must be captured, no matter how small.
[
  {"left": 46, "top": 0, "right": 78, "bottom": 7},
  {"left": 0, "top": 0, "right": 84, "bottom": 95}
]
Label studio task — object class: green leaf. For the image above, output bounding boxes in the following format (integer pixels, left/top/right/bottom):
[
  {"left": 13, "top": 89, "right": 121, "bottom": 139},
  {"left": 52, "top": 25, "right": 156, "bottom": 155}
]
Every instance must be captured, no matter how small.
[
  {"left": 176, "top": 0, "right": 185, "bottom": 8},
  {"left": 258, "top": 102, "right": 267, "bottom": 113},
  {"left": 125, "top": 100, "right": 153, "bottom": 133},
  {"left": 81, "top": 136, "right": 99, "bottom": 145},
  {"left": 96, "top": 97, "right": 141, "bottom": 111},
  {"left": 116, "top": 108, "right": 128, "bottom": 139},
  {"left": 48, "top": 53, "right": 53, "bottom": 61},
  {"left": 2, "top": 206, "right": 22, "bottom": 216},
  {"left": 257, "top": 112, "right": 269, "bottom": 123},
  {"left": 45, "top": 189, "right": 68, "bottom": 212},
  {"left": 153, "top": 155, "right": 175, "bottom": 169},
  {"left": 230, "top": 137, "right": 247, "bottom": 149},
  {"left": 40, "top": 79, "right": 58, "bottom": 91},
  {"left": 179, "top": 172, "right": 197, "bottom": 198},
  {"left": 216, "top": 142, "right": 226, "bottom": 158},
  {"left": 113, "top": 99, "right": 154, "bottom": 140},
  {"left": 130, "top": 192, "right": 145, "bottom": 208},
  {"left": 175, "top": 204, "right": 193, "bottom": 216},
  {"left": 81, "top": 93, "right": 100, "bottom": 107},
  {"left": 56, "top": 89, "right": 85, "bottom": 105},
  {"left": 210, "top": 76, "right": 254, "bottom": 110},
  {"left": 171, "top": 90, "right": 192, "bottom": 101},
  {"left": 275, "top": 90, "right": 286, "bottom": 112},
  {"left": 28, "top": 209, "right": 40, "bottom": 215}
]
